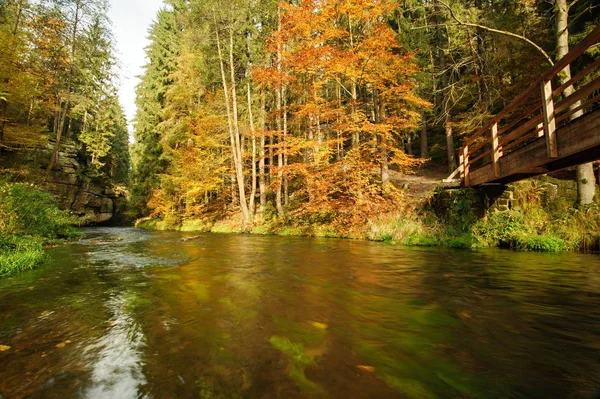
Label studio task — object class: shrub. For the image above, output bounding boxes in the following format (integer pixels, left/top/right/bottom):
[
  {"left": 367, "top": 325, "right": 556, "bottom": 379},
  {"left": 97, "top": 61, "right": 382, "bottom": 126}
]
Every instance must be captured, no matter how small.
[{"left": 0, "top": 183, "right": 78, "bottom": 239}]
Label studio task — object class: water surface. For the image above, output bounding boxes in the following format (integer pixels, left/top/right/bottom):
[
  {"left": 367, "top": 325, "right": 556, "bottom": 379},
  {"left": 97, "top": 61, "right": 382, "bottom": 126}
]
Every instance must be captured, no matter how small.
[{"left": 1, "top": 228, "right": 600, "bottom": 398}]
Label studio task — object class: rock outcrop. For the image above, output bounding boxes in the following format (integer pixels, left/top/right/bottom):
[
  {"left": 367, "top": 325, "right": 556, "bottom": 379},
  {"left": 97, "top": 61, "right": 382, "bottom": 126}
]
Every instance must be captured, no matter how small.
[{"left": 0, "top": 140, "right": 128, "bottom": 225}]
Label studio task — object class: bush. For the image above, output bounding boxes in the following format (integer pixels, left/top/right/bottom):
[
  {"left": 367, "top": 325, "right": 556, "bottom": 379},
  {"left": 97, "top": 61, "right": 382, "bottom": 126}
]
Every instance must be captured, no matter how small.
[
  {"left": 0, "top": 182, "right": 79, "bottom": 278},
  {"left": 0, "top": 183, "right": 78, "bottom": 239}
]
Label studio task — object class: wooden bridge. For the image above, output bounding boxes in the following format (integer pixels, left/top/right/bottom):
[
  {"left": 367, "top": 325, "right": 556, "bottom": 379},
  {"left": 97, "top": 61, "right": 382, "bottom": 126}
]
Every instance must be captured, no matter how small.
[{"left": 446, "top": 25, "right": 600, "bottom": 187}]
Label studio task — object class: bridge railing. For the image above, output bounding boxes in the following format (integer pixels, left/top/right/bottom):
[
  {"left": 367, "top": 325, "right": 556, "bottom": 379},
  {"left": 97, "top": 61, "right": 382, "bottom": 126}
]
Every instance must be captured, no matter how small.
[{"left": 446, "top": 25, "right": 600, "bottom": 187}]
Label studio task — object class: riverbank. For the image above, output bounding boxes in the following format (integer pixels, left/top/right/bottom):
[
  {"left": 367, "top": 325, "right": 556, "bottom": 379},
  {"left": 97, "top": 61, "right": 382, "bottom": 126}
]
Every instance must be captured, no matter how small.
[
  {"left": 0, "top": 182, "right": 80, "bottom": 277},
  {"left": 137, "top": 177, "right": 600, "bottom": 253}
]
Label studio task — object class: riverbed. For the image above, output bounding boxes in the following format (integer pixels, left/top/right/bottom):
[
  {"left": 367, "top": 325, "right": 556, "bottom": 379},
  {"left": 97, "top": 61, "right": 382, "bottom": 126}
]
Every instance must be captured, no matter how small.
[{"left": 1, "top": 228, "right": 599, "bottom": 398}]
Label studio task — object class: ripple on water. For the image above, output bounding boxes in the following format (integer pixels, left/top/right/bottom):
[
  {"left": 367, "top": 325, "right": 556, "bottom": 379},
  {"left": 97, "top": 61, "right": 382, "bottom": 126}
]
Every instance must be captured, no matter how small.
[{"left": 81, "top": 294, "right": 148, "bottom": 399}]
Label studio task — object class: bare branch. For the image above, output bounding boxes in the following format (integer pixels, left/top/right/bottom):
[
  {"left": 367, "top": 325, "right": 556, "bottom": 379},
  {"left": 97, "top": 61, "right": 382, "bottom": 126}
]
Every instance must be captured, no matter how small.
[{"left": 437, "top": 0, "right": 555, "bottom": 67}]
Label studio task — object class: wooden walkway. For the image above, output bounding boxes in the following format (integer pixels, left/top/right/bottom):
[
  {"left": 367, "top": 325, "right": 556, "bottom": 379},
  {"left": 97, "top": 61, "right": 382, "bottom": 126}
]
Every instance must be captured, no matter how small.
[{"left": 446, "top": 25, "right": 600, "bottom": 187}]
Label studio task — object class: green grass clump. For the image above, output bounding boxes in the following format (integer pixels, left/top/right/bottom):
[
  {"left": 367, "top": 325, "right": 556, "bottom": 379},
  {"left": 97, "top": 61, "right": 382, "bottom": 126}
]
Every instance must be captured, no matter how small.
[
  {"left": 0, "top": 182, "right": 79, "bottom": 277},
  {"left": 0, "top": 235, "right": 46, "bottom": 277}
]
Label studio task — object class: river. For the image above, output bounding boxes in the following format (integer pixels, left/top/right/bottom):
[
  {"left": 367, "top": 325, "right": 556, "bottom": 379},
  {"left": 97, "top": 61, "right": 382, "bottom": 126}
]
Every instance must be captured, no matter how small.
[{"left": 0, "top": 228, "right": 599, "bottom": 398}]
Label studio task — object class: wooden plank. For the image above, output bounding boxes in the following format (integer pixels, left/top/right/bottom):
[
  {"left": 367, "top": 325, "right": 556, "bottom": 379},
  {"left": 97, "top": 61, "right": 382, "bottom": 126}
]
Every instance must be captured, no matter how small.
[
  {"left": 496, "top": 103, "right": 541, "bottom": 138},
  {"left": 469, "top": 163, "right": 494, "bottom": 186},
  {"left": 499, "top": 113, "right": 544, "bottom": 148},
  {"left": 463, "top": 146, "right": 470, "bottom": 187},
  {"left": 554, "top": 74, "right": 600, "bottom": 116},
  {"left": 556, "top": 92, "right": 600, "bottom": 125},
  {"left": 556, "top": 108, "right": 600, "bottom": 158},
  {"left": 468, "top": 108, "right": 600, "bottom": 186},
  {"left": 491, "top": 123, "right": 500, "bottom": 177},
  {"left": 502, "top": 130, "right": 539, "bottom": 153},
  {"left": 541, "top": 79, "right": 558, "bottom": 158},
  {"left": 552, "top": 56, "right": 600, "bottom": 97},
  {"left": 542, "top": 25, "right": 600, "bottom": 83}
]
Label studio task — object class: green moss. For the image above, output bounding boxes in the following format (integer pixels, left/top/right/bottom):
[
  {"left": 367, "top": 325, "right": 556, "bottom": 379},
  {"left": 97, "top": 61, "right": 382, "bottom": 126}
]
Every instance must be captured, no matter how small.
[
  {"left": 210, "top": 220, "right": 244, "bottom": 234},
  {"left": 250, "top": 224, "right": 273, "bottom": 235},
  {"left": 277, "top": 226, "right": 308, "bottom": 237},
  {"left": 269, "top": 335, "right": 321, "bottom": 391},
  {"left": 179, "top": 218, "right": 212, "bottom": 232}
]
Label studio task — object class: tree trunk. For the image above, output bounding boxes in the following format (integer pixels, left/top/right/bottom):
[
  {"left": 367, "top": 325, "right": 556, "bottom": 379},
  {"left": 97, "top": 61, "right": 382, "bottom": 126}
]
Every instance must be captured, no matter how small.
[
  {"left": 47, "top": 0, "right": 81, "bottom": 179},
  {"left": 0, "top": 0, "right": 25, "bottom": 149},
  {"left": 555, "top": 0, "right": 595, "bottom": 205},
  {"left": 228, "top": 29, "right": 251, "bottom": 224},
  {"left": 0, "top": 99, "right": 6, "bottom": 144},
  {"left": 445, "top": 120, "right": 457, "bottom": 172},
  {"left": 259, "top": 88, "right": 267, "bottom": 214},
  {"left": 216, "top": 26, "right": 250, "bottom": 225},
  {"left": 247, "top": 80, "right": 257, "bottom": 217},
  {"left": 275, "top": 6, "right": 285, "bottom": 217},
  {"left": 420, "top": 118, "right": 429, "bottom": 158}
]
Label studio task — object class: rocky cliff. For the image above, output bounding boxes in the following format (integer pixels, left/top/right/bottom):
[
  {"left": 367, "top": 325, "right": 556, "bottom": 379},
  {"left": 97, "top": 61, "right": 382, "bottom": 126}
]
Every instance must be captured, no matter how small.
[{"left": 0, "top": 140, "right": 128, "bottom": 225}]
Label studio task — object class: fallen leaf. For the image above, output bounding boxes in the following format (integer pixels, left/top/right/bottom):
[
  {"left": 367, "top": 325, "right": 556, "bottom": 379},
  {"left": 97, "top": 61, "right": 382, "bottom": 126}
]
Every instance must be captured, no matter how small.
[
  {"left": 55, "top": 341, "right": 70, "bottom": 349},
  {"left": 356, "top": 365, "right": 375, "bottom": 373},
  {"left": 311, "top": 321, "right": 328, "bottom": 330},
  {"left": 0, "top": 345, "right": 11, "bottom": 352}
]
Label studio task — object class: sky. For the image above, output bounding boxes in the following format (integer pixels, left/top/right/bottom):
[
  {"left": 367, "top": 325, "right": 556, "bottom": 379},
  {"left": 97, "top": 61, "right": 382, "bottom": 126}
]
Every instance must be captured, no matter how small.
[{"left": 108, "top": 0, "right": 165, "bottom": 131}]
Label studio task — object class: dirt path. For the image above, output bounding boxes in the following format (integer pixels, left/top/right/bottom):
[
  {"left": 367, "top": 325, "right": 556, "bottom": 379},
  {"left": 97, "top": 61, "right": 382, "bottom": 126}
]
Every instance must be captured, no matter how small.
[{"left": 389, "top": 164, "right": 454, "bottom": 204}]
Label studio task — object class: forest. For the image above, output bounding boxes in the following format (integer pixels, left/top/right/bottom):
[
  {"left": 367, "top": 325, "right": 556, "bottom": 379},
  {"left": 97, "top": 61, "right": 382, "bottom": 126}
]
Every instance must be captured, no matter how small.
[
  {"left": 1, "top": 0, "right": 600, "bottom": 262},
  {"left": 130, "top": 0, "right": 600, "bottom": 245},
  {"left": 0, "top": 0, "right": 129, "bottom": 275}
]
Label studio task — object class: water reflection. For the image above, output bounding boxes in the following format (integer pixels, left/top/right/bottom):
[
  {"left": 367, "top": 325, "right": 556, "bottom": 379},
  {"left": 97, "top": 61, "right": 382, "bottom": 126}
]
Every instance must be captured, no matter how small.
[{"left": 0, "top": 229, "right": 599, "bottom": 398}]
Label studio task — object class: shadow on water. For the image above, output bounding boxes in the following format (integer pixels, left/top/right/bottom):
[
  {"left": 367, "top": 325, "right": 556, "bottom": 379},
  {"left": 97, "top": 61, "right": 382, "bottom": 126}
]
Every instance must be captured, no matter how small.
[{"left": 0, "top": 227, "right": 600, "bottom": 398}]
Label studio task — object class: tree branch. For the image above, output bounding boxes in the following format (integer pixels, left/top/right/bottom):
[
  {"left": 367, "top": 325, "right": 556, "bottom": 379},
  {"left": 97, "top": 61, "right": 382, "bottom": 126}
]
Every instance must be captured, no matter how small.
[{"left": 437, "top": 0, "right": 555, "bottom": 67}]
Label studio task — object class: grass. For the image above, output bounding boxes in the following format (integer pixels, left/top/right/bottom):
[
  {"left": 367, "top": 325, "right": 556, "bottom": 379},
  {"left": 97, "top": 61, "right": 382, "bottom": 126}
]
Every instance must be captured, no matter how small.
[
  {"left": 0, "top": 181, "right": 80, "bottom": 278},
  {"left": 0, "top": 235, "right": 47, "bottom": 278}
]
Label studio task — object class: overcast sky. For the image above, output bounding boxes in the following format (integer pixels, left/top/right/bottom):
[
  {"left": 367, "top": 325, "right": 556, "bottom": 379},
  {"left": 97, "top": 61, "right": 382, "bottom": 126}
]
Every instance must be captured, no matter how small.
[{"left": 108, "top": 0, "right": 165, "bottom": 130}]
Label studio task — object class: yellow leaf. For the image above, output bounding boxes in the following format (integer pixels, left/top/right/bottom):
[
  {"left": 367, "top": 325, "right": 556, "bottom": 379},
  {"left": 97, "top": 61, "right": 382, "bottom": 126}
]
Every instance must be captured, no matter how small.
[
  {"left": 310, "top": 321, "right": 328, "bottom": 330},
  {"left": 0, "top": 345, "right": 11, "bottom": 352},
  {"left": 55, "top": 341, "right": 69, "bottom": 349},
  {"left": 357, "top": 365, "right": 375, "bottom": 373}
]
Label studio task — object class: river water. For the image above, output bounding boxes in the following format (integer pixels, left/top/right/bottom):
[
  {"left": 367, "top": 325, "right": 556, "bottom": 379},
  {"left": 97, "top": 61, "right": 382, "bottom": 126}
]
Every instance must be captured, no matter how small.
[{"left": 1, "top": 228, "right": 600, "bottom": 398}]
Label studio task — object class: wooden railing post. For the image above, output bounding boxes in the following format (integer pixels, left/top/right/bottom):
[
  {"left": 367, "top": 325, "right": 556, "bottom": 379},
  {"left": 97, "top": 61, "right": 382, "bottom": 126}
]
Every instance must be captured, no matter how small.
[
  {"left": 541, "top": 79, "right": 559, "bottom": 158},
  {"left": 459, "top": 153, "right": 464, "bottom": 182},
  {"left": 463, "top": 145, "right": 470, "bottom": 187},
  {"left": 490, "top": 123, "right": 501, "bottom": 177}
]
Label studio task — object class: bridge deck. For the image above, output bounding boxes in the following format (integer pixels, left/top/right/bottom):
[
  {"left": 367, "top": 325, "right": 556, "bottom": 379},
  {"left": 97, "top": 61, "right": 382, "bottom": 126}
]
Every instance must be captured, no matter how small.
[{"left": 469, "top": 108, "right": 600, "bottom": 186}]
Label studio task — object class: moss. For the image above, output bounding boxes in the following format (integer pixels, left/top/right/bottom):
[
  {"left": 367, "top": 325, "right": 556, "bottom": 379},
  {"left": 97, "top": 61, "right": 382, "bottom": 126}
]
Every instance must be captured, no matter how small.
[
  {"left": 250, "top": 224, "right": 274, "bottom": 235},
  {"left": 269, "top": 336, "right": 321, "bottom": 391},
  {"left": 210, "top": 220, "right": 244, "bottom": 234},
  {"left": 276, "top": 226, "right": 308, "bottom": 237},
  {"left": 179, "top": 218, "right": 212, "bottom": 232}
]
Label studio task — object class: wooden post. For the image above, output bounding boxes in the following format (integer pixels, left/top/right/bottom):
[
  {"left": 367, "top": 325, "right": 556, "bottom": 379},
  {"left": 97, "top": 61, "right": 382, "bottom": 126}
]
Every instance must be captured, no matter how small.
[
  {"left": 459, "top": 153, "right": 465, "bottom": 183},
  {"left": 537, "top": 123, "right": 544, "bottom": 138},
  {"left": 463, "top": 145, "right": 470, "bottom": 187},
  {"left": 541, "top": 79, "right": 559, "bottom": 158},
  {"left": 491, "top": 123, "right": 500, "bottom": 178}
]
